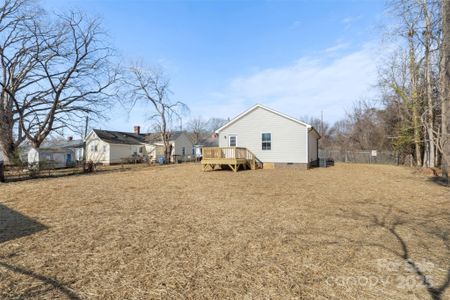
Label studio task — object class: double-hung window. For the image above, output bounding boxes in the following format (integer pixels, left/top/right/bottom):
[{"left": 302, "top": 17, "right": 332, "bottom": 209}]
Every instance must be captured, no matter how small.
[
  {"left": 262, "top": 133, "right": 271, "bottom": 150},
  {"left": 229, "top": 135, "right": 237, "bottom": 147}
]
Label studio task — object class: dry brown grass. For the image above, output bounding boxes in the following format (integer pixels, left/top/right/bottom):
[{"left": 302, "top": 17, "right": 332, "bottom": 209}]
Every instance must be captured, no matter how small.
[{"left": 0, "top": 163, "right": 449, "bottom": 299}]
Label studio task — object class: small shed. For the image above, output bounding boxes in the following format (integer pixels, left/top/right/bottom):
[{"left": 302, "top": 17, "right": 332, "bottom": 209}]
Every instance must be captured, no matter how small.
[
  {"left": 27, "top": 138, "right": 83, "bottom": 168},
  {"left": 28, "top": 147, "right": 76, "bottom": 168}
]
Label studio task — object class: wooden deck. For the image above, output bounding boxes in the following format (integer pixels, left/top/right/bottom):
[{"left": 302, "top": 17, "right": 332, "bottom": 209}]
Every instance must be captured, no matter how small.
[{"left": 201, "top": 147, "right": 262, "bottom": 172}]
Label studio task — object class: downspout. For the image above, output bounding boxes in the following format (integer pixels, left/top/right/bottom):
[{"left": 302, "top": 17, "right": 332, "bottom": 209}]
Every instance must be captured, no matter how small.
[{"left": 306, "top": 126, "right": 309, "bottom": 168}]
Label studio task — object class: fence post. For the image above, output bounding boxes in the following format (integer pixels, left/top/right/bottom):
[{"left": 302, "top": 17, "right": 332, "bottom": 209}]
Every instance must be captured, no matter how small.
[{"left": 0, "top": 161, "right": 5, "bottom": 183}]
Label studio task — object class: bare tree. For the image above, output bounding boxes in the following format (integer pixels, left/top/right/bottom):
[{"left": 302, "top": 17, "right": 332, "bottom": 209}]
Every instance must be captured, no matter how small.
[
  {"left": 206, "top": 117, "right": 228, "bottom": 132},
  {"left": 125, "top": 64, "right": 188, "bottom": 163},
  {"left": 441, "top": 0, "right": 450, "bottom": 180},
  {"left": 12, "top": 12, "right": 118, "bottom": 150},
  {"left": 301, "top": 115, "right": 331, "bottom": 149},
  {"left": 422, "top": 0, "right": 437, "bottom": 167},
  {"left": 187, "top": 116, "right": 207, "bottom": 144},
  {"left": 0, "top": 1, "right": 118, "bottom": 163},
  {"left": 0, "top": 0, "right": 39, "bottom": 163}
]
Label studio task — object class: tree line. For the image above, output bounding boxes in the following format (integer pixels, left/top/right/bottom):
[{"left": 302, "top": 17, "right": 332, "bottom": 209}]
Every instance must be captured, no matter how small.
[
  {"left": 0, "top": 0, "right": 190, "bottom": 165},
  {"left": 0, "top": 0, "right": 449, "bottom": 176},
  {"left": 315, "top": 0, "right": 450, "bottom": 179}
]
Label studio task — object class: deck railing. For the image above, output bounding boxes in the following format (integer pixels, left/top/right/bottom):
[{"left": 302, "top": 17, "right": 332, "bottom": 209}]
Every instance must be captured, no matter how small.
[
  {"left": 201, "top": 147, "right": 263, "bottom": 171},
  {"left": 202, "top": 147, "right": 249, "bottom": 159}
]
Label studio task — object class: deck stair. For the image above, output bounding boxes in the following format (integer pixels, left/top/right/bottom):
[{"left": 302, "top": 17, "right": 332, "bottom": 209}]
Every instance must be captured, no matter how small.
[{"left": 201, "top": 147, "right": 262, "bottom": 172}]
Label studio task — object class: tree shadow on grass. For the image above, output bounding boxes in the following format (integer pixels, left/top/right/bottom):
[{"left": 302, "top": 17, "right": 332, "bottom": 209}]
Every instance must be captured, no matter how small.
[
  {"left": 0, "top": 258, "right": 81, "bottom": 300},
  {"left": 0, "top": 203, "right": 47, "bottom": 243},
  {"left": 335, "top": 205, "right": 450, "bottom": 300},
  {"left": 0, "top": 206, "right": 81, "bottom": 299}
]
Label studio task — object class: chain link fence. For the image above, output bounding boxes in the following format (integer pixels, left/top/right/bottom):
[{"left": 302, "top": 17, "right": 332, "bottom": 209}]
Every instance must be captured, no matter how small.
[{"left": 319, "top": 149, "right": 406, "bottom": 165}]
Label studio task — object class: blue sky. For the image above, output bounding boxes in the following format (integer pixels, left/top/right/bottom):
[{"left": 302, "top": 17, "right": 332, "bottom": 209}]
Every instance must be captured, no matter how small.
[{"left": 42, "top": 0, "right": 387, "bottom": 134}]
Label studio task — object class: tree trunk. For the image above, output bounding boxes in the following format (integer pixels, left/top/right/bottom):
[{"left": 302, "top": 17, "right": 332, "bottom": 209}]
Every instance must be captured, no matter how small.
[
  {"left": 441, "top": 0, "right": 450, "bottom": 180},
  {"left": 0, "top": 161, "right": 4, "bottom": 183},
  {"left": 408, "top": 29, "right": 423, "bottom": 167},
  {"left": 0, "top": 99, "right": 15, "bottom": 165},
  {"left": 424, "top": 2, "right": 435, "bottom": 167}
]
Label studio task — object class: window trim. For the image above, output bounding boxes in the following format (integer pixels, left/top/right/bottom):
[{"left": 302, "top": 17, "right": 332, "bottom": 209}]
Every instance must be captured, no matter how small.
[
  {"left": 261, "top": 132, "right": 272, "bottom": 151},
  {"left": 228, "top": 135, "right": 237, "bottom": 147}
]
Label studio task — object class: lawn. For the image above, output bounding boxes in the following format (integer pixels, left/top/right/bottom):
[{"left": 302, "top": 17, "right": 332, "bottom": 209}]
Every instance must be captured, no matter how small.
[{"left": 0, "top": 163, "right": 449, "bottom": 299}]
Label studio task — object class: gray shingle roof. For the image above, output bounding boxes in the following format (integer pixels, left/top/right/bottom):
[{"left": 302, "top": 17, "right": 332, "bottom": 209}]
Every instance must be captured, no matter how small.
[
  {"left": 93, "top": 129, "right": 146, "bottom": 145},
  {"left": 196, "top": 136, "right": 218, "bottom": 147},
  {"left": 144, "top": 131, "right": 186, "bottom": 144},
  {"left": 92, "top": 129, "right": 189, "bottom": 145},
  {"left": 41, "top": 139, "right": 84, "bottom": 149}
]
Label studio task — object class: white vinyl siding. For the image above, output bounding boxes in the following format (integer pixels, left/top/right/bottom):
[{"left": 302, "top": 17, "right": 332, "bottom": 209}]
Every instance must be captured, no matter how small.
[
  {"left": 86, "top": 134, "right": 110, "bottom": 164},
  {"left": 85, "top": 130, "right": 194, "bottom": 164},
  {"left": 218, "top": 106, "right": 308, "bottom": 163},
  {"left": 173, "top": 133, "right": 194, "bottom": 158}
]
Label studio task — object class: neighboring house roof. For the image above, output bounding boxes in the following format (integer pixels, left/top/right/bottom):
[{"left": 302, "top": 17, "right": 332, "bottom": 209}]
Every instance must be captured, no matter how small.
[
  {"left": 195, "top": 136, "right": 218, "bottom": 147},
  {"left": 144, "top": 131, "right": 187, "bottom": 144},
  {"left": 41, "top": 139, "right": 84, "bottom": 149},
  {"left": 89, "top": 129, "right": 191, "bottom": 146},
  {"left": 32, "top": 147, "right": 74, "bottom": 153},
  {"left": 215, "top": 104, "right": 312, "bottom": 133},
  {"left": 92, "top": 129, "right": 146, "bottom": 145}
]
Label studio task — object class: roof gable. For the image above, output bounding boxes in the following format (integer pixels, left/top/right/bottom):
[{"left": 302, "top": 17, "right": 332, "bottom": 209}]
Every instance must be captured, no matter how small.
[{"left": 215, "top": 104, "right": 311, "bottom": 133}]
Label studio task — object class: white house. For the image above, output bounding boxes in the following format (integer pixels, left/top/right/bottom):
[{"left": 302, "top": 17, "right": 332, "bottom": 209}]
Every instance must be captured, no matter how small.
[
  {"left": 28, "top": 138, "right": 83, "bottom": 168},
  {"left": 144, "top": 131, "right": 194, "bottom": 163},
  {"left": 215, "top": 104, "right": 320, "bottom": 168},
  {"left": 85, "top": 127, "right": 194, "bottom": 164}
]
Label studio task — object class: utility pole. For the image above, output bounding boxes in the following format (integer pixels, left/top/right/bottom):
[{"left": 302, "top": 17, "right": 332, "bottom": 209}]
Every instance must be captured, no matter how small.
[
  {"left": 82, "top": 116, "right": 89, "bottom": 163},
  {"left": 84, "top": 116, "right": 89, "bottom": 139},
  {"left": 321, "top": 110, "right": 324, "bottom": 137}
]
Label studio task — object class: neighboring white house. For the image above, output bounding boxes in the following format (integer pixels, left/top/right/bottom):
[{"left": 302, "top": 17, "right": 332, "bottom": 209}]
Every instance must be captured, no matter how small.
[
  {"left": 144, "top": 131, "right": 194, "bottom": 163},
  {"left": 85, "top": 127, "right": 194, "bottom": 164},
  {"left": 215, "top": 104, "right": 321, "bottom": 168},
  {"left": 28, "top": 138, "right": 83, "bottom": 168},
  {"left": 193, "top": 135, "right": 219, "bottom": 159}
]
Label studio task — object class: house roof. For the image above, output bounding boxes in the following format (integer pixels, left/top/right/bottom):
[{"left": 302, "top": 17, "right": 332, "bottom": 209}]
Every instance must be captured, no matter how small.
[
  {"left": 90, "top": 129, "right": 189, "bottom": 145},
  {"left": 195, "top": 136, "right": 218, "bottom": 147},
  {"left": 215, "top": 104, "right": 312, "bottom": 133},
  {"left": 41, "top": 139, "right": 84, "bottom": 149},
  {"left": 144, "top": 131, "right": 186, "bottom": 144},
  {"left": 92, "top": 129, "right": 146, "bottom": 145},
  {"left": 34, "top": 147, "right": 74, "bottom": 153}
]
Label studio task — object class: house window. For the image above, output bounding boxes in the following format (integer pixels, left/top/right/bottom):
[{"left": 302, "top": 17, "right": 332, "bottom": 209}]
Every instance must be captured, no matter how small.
[
  {"left": 139, "top": 147, "right": 143, "bottom": 154},
  {"left": 229, "top": 135, "right": 237, "bottom": 147},
  {"left": 91, "top": 144, "right": 98, "bottom": 152},
  {"left": 182, "top": 147, "right": 185, "bottom": 156},
  {"left": 103, "top": 145, "right": 107, "bottom": 153},
  {"left": 262, "top": 133, "right": 271, "bottom": 150}
]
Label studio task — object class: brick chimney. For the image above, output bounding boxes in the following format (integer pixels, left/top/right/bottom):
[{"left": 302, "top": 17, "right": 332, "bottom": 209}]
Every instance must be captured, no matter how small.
[{"left": 134, "top": 125, "right": 141, "bottom": 135}]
